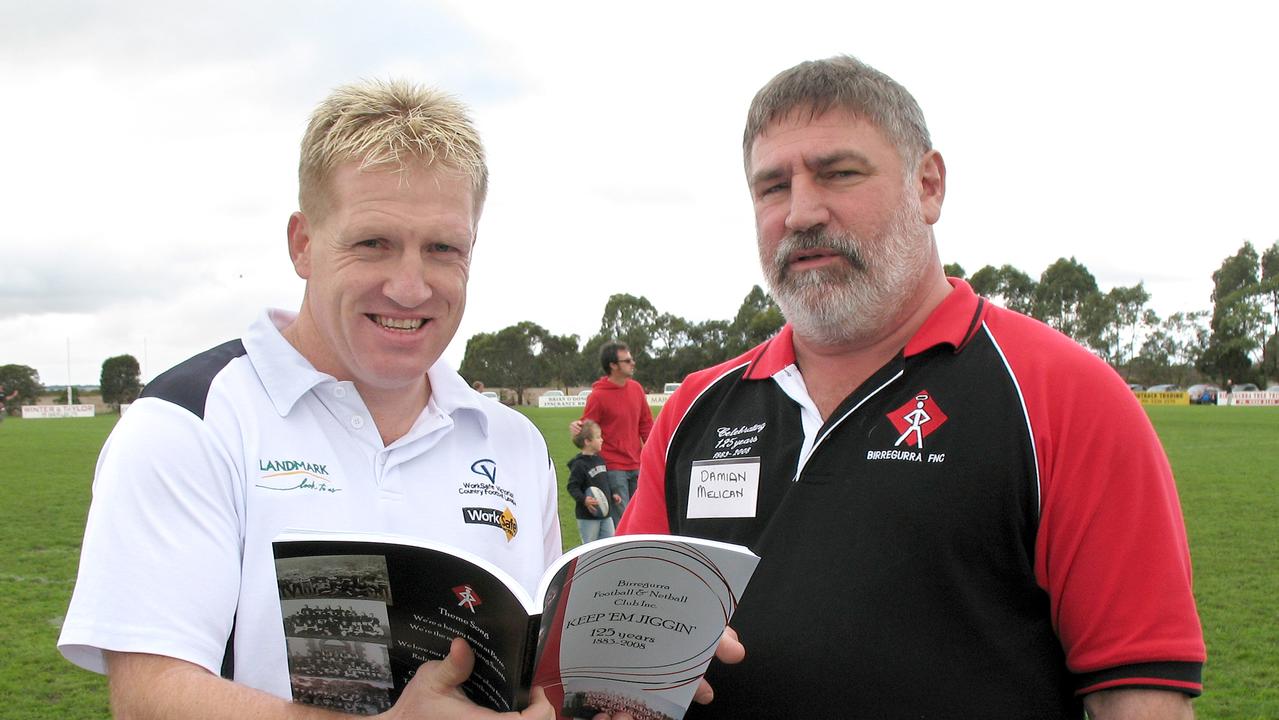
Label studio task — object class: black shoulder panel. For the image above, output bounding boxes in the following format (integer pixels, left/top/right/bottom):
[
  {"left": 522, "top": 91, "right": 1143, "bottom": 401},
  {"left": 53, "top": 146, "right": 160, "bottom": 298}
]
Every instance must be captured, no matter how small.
[{"left": 140, "top": 339, "right": 247, "bottom": 420}]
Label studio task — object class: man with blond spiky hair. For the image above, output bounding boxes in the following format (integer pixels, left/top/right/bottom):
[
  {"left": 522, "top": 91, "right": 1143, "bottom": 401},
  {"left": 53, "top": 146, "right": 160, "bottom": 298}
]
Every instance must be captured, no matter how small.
[{"left": 56, "top": 80, "right": 560, "bottom": 719}]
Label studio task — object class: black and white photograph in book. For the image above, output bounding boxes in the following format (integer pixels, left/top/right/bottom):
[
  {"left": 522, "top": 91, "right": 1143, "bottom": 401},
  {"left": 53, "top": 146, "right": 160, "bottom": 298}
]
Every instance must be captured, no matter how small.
[
  {"left": 285, "top": 637, "right": 393, "bottom": 685},
  {"left": 285, "top": 636, "right": 394, "bottom": 716},
  {"left": 282, "top": 598, "right": 391, "bottom": 642},
  {"left": 290, "top": 674, "right": 394, "bottom": 716},
  {"left": 276, "top": 554, "right": 392, "bottom": 602}
]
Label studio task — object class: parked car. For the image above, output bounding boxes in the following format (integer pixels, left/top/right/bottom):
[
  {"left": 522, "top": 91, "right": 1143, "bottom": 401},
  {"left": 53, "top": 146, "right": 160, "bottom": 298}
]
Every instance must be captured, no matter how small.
[
  {"left": 1146, "top": 384, "right": 1182, "bottom": 393},
  {"left": 542, "top": 390, "right": 564, "bottom": 398},
  {"left": 577, "top": 389, "right": 592, "bottom": 398},
  {"left": 1187, "top": 384, "right": 1220, "bottom": 404},
  {"left": 1267, "top": 385, "right": 1279, "bottom": 393},
  {"left": 1127, "top": 383, "right": 1145, "bottom": 392},
  {"left": 663, "top": 382, "right": 682, "bottom": 394},
  {"left": 480, "top": 390, "right": 499, "bottom": 400},
  {"left": 1231, "top": 383, "right": 1260, "bottom": 393}
]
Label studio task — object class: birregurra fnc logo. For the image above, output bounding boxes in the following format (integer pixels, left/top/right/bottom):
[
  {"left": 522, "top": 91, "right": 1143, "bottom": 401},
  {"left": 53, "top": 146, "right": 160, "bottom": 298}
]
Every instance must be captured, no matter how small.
[
  {"left": 462, "top": 506, "right": 519, "bottom": 541},
  {"left": 256, "top": 458, "right": 341, "bottom": 493},
  {"left": 868, "top": 390, "right": 950, "bottom": 464},
  {"left": 453, "top": 584, "right": 482, "bottom": 612}
]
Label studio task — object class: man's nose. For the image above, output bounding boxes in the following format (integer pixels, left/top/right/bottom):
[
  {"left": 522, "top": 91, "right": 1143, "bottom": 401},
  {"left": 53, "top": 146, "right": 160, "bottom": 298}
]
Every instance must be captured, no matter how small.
[
  {"left": 784, "top": 176, "right": 830, "bottom": 233},
  {"left": 383, "top": 252, "right": 433, "bottom": 307}
]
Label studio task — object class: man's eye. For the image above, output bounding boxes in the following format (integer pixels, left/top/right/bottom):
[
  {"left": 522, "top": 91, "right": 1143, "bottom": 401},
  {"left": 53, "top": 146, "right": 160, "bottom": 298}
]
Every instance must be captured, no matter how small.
[
  {"left": 429, "top": 242, "right": 457, "bottom": 253},
  {"left": 357, "top": 238, "right": 383, "bottom": 248},
  {"left": 759, "top": 182, "right": 788, "bottom": 197}
]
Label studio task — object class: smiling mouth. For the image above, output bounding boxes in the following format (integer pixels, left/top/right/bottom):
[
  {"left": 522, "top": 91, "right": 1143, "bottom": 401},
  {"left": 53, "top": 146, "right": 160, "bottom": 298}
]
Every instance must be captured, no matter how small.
[{"left": 369, "top": 314, "right": 425, "bottom": 332}]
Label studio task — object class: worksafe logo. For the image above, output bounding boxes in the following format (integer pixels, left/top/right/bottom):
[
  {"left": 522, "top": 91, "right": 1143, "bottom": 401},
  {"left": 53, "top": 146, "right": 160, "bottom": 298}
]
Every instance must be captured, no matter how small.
[
  {"left": 887, "top": 391, "right": 949, "bottom": 450},
  {"left": 462, "top": 506, "right": 519, "bottom": 541},
  {"left": 256, "top": 458, "right": 341, "bottom": 494},
  {"left": 453, "top": 584, "right": 482, "bottom": 612}
]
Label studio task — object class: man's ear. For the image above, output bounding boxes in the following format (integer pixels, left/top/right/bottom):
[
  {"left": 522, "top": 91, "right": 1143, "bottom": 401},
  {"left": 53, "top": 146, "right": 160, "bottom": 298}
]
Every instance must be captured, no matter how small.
[
  {"left": 286, "top": 212, "right": 313, "bottom": 279},
  {"left": 917, "top": 149, "right": 947, "bottom": 226}
]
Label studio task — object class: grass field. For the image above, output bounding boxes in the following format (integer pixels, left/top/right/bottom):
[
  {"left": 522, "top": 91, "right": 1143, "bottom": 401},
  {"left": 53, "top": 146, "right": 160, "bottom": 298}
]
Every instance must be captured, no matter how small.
[{"left": 1, "top": 405, "right": 1275, "bottom": 719}]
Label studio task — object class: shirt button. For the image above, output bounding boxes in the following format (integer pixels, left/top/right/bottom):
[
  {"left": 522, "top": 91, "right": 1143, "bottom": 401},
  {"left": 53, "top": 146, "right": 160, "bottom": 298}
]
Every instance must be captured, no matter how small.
[
  {"left": 334, "top": 386, "right": 347, "bottom": 399},
  {"left": 351, "top": 415, "right": 364, "bottom": 429}
]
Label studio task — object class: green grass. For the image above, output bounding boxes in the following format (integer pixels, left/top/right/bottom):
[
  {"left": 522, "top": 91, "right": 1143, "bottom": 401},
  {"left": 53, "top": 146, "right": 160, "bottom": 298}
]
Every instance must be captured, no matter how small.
[
  {"left": 513, "top": 406, "right": 589, "bottom": 551},
  {"left": 1144, "top": 406, "right": 1279, "bottom": 718},
  {"left": 0, "top": 415, "right": 115, "bottom": 720},
  {"left": 4, "top": 405, "right": 1276, "bottom": 718}
]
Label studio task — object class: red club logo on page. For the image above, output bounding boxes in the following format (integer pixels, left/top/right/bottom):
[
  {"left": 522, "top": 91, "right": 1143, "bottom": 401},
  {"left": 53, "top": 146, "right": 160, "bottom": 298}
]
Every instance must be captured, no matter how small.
[
  {"left": 886, "top": 391, "right": 948, "bottom": 450},
  {"left": 453, "top": 585, "right": 482, "bottom": 612}
]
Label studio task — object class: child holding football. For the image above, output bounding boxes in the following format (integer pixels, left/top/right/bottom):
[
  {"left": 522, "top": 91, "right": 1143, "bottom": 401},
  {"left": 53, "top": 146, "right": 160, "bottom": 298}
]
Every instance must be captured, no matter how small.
[{"left": 566, "top": 420, "right": 617, "bottom": 544}]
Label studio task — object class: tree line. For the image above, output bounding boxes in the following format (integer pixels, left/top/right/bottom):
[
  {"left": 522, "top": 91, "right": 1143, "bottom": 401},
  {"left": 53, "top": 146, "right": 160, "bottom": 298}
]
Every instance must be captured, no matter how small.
[
  {"left": 459, "top": 287, "right": 784, "bottom": 404},
  {"left": 0, "top": 355, "right": 141, "bottom": 414},
  {"left": 461, "top": 239, "right": 1279, "bottom": 399},
  {"left": 2, "top": 239, "right": 1274, "bottom": 415},
  {"left": 947, "top": 239, "right": 1278, "bottom": 388}
]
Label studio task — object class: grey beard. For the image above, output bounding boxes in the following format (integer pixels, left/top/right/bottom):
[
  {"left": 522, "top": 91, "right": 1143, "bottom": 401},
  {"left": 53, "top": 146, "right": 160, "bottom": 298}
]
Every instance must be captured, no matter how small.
[{"left": 764, "top": 207, "right": 928, "bottom": 346}]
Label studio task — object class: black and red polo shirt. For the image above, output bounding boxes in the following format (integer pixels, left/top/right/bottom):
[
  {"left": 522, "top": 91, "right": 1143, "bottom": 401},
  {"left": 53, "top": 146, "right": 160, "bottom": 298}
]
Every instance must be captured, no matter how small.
[{"left": 619, "top": 280, "right": 1204, "bottom": 719}]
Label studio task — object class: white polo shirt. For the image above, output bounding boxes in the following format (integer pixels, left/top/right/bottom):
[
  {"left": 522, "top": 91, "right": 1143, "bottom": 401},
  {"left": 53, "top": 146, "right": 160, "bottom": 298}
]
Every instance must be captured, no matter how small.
[{"left": 58, "top": 309, "right": 561, "bottom": 698}]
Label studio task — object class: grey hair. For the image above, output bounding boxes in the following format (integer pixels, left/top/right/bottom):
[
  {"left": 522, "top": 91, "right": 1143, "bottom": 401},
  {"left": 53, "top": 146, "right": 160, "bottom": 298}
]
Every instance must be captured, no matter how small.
[
  {"left": 298, "top": 78, "right": 488, "bottom": 219},
  {"left": 743, "top": 55, "right": 931, "bottom": 169}
]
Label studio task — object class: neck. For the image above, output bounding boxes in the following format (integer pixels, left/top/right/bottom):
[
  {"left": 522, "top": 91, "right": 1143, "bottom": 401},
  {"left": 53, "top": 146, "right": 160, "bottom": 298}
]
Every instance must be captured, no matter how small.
[
  {"left": 607, "top": 373, "right": 628, "bottom": 386},
  {"left": 793, "top": 274, "right": 952, "bottom": 420},
  {"left": 281, "top": 311, "right": 431, "bottom": 446},
  {"left": 359, "top": 378, "right": 431, "bottom": 446}
]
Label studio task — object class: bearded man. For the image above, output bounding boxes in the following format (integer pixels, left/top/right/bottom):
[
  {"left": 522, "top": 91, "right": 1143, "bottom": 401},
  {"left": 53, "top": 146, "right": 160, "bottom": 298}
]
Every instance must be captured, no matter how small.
[{"left": 618, "top": 56, "right": 1204, "bottom": 720}]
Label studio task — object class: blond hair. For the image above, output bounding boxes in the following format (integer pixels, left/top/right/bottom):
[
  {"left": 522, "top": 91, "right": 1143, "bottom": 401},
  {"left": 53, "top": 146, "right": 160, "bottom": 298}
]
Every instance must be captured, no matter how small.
[
  {"left": 298, "top": 78, "right": 488, "bottom": 219},
  {"left": 573, "top": 419, "right": 601, "bottom": 449}
]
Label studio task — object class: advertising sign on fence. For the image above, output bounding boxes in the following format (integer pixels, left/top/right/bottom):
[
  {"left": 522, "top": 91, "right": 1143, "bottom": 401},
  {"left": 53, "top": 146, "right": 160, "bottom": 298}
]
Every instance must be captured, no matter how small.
[
  {"left": 1135, "top": 392, "right": 1190, "bottom": 406},
  {"left": 1226, "top": 391, "right": 1279, "bottom": 407},
  {"left": 22, "top": 404, "right": 96, "bottom": 419}
]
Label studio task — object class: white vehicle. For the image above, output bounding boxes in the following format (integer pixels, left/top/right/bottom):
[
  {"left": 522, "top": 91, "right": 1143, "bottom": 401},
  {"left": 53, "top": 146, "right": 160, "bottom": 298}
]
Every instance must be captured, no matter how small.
[
  {"left": 542, "top": 390, "right": 565, "bottom": 398},
  {"left": 480, "top": 391, "right": 499, "bottom": 400},
  {"left": 663, "top": 383, "right": 682, "bottom": 394},
  {"left": 578, "top": 389, "right": 592, "bottom": 398}
]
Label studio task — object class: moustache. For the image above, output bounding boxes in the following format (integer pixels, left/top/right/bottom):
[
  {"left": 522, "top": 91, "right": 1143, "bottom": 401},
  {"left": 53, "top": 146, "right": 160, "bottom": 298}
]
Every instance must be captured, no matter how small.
[{"left": 773, "top": 229, "right": 868, "bottom": 278}]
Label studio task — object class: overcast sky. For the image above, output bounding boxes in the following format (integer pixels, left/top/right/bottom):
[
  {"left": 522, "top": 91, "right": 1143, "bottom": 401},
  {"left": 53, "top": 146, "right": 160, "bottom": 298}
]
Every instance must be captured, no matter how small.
[{"left": 2, "top": 0, "right": 1276, "bottom": 386}]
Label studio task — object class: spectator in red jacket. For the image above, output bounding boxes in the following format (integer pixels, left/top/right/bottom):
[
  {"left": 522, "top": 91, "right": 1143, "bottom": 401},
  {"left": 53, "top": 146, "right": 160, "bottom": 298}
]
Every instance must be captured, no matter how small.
[{"left": 571, "top": 341, "right": 653, "bottom": 526}]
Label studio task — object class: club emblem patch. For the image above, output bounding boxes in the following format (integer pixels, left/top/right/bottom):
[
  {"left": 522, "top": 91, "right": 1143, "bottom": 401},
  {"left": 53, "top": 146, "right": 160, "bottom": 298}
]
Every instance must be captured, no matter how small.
[{"left": 887, "top": 391, "right": 948, "bottom": 449}]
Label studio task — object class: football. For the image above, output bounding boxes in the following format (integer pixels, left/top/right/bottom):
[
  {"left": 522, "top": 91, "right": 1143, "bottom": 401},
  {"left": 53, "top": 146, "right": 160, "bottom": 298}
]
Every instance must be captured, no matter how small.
[{"left": 586, "top": 486, "right": 609, "bottom": 518}]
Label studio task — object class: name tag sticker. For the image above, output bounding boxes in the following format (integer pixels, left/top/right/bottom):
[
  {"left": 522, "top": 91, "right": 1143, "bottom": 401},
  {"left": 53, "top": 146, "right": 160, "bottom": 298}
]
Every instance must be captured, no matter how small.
[{"left": 687, "top": 457, "right": 761, "bottom": 519}]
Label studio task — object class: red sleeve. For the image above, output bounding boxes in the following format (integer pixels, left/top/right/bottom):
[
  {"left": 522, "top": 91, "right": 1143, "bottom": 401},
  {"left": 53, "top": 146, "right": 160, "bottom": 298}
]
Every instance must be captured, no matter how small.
[
  {"left": 997, "top": 317, "right": 1205, "bottom": 696},
  {"left": 617, "top": 389, "right": 682, "bottom": 535}
]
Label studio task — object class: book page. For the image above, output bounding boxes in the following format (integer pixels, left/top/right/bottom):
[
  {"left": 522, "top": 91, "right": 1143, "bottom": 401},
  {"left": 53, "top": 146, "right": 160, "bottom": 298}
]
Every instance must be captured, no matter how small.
[{"left": 532, "top": 536, "right": 758, "bottom": 720}]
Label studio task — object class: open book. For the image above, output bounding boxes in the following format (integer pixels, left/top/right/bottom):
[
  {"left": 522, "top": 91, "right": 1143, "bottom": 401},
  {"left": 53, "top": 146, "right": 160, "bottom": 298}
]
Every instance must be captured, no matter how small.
[{"left": 273, "top": 531, "right": 759, "bottom": 719}]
